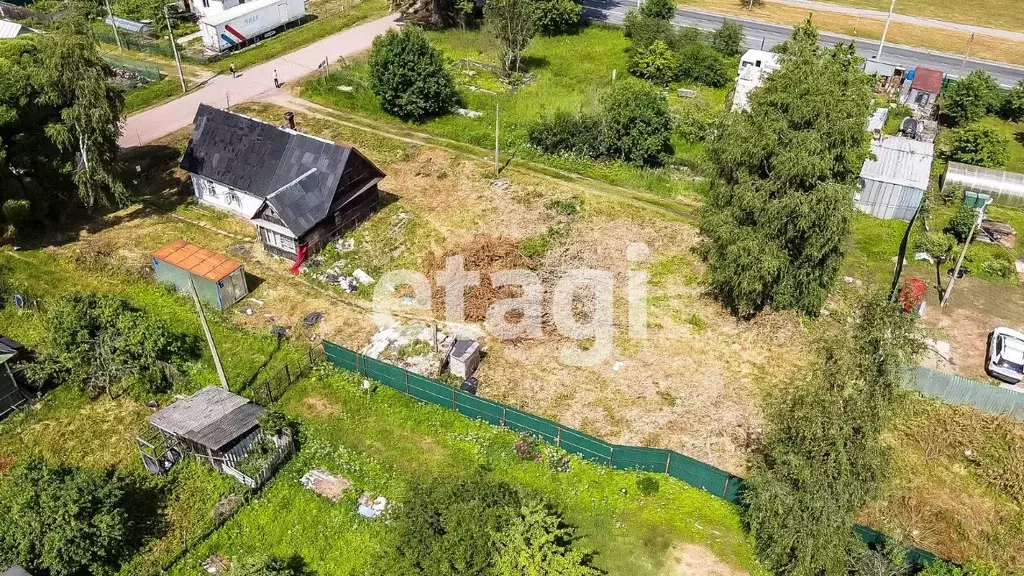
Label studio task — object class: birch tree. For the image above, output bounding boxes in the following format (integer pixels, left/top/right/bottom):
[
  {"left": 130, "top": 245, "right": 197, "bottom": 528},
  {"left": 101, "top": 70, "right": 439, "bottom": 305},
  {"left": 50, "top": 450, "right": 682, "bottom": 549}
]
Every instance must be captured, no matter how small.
[{"left": 485, "top": 0, "right": 537, "bottom": 76}]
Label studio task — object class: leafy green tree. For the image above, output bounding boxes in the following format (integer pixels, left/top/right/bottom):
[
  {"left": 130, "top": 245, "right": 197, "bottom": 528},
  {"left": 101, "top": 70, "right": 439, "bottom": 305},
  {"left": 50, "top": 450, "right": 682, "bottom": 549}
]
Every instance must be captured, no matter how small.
[
  {"left": 916, "top": 231, "right": 956, "bottom": 293},
  {"left": 629, "top": 39, "right": 677, "bottom": 86},
  {"left": 920, "top": 560, "right": 1003, "bottom": 576},
  {"left": 0, "top": 12, "right": 126, "bottom": 229},
  {"left": 623, "top": 11, "right": 676, "bottom": 49},
  {"left": 368, "top": 27, "right": 458, "bottom": 121},
  {"left": 711, "top": 19, "right": 744, "bottom": 56},
  {"left": 1004, "top": 80, "right": 1024, "bottom": 121},
  {"left": 493, "top": 501, "right": 601, "bottom": 576},
  {"left": 601, "top": 77, "right": 673, "bottom": 166},
  {"left": 486, "top": 0, "right": 537, "bottom": 76},
  {"left": 676, "top": 40, "right": 731, "bottom": 87},
  {"left": 639, "top": 0, "right": 675, "bottom": 21},
  {"left": 698, "top": 22, "right": 873, "bottom": 317},
  {"left": 744, "top": 295, "right": 922, "bottom": 576},
  {"left": 24, "top": 293, "right": 193, "bottom": 398},
  {"left": 374, "top": 476, "right": 522, "bottom": 576},
  {"left": 673, "top": 95, "right": 722, "bottom": 143},
  {"left": 949, "top": 123, "right": 1009, "bottom": 167},
  {"left": 944, "top": 201, "right": 978, "bottom": 244},
  {"left": 533, "top": 0, "right": 581, "bottom": 35},
  {"left": 943, "top": 70, "right": 1002, "bottom": 126},
  {"left": 0, "top": 457, "right": 133, "bottom": 576}
]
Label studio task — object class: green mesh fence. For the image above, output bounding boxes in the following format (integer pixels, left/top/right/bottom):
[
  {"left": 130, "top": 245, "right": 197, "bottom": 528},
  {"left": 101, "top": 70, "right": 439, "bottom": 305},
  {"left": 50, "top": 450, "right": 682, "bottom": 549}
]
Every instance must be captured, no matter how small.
[
  {"left": 102, "top": 53, "right": 163, "bottom": 82},
  {"left": 320, "top": 340, "right": 941, "bottom": 566}
]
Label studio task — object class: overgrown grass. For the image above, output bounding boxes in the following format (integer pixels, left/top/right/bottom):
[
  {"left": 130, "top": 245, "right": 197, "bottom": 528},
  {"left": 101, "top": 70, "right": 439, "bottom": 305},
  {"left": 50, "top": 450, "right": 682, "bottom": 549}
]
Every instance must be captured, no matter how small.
[
  {"left": 124, "top": 77, "right": 184, "bottom": 115},
  {"left": 300, "top": 25, "right": 722, "bottom": 199},
  {"left": 166, "top": 366, "right": 764, "bottom": 576}
]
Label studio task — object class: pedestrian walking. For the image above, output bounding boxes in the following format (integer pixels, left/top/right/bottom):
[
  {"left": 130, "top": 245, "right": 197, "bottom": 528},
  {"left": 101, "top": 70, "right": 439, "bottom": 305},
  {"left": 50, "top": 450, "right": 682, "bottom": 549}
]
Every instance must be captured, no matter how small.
[
  {"left": 273, "top": 69, "right": 279, "bottom": 88},
  {"left": 229, "top": 63, "right": 236, "bottom": 78}
]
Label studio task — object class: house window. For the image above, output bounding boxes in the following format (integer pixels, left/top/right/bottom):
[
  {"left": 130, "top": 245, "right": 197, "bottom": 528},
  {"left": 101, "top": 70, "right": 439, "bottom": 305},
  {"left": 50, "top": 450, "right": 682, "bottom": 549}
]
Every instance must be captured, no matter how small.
[
  {"left": 262, "top": 228, "right": 296, "bottom": 253},
  {"left": 202, "top": 0, "right": 209, "bottom": 8}
]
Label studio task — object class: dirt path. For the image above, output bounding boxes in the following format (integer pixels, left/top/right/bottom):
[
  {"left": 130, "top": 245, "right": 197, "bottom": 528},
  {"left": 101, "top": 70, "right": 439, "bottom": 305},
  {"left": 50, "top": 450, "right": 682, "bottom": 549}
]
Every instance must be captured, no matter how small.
[
  {"left": 765, "top": 0, "right": 1024, "bottom": 41},
  {"left": 118, "top": 13, "right": 399, "bottom": 148}
]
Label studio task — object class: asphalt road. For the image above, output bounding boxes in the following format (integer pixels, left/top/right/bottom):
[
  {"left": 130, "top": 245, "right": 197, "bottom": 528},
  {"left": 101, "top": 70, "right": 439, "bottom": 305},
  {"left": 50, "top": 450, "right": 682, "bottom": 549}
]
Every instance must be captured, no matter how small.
[{"left": 583, "top": 0, "right": 1024, "bottom": 86}]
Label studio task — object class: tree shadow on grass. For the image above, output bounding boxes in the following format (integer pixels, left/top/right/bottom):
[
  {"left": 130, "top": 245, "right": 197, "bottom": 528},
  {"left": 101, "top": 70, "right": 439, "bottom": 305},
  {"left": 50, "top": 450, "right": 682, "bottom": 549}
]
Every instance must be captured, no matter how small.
[
  {"left": 120, "top": 473, "right": 172, "bottom": 559},
  {"left": 1015, "top": 130, "right": 1024, "bottom": 147},
  {"left": 521, "top": 55, "right": 550, "bottom": 72}
]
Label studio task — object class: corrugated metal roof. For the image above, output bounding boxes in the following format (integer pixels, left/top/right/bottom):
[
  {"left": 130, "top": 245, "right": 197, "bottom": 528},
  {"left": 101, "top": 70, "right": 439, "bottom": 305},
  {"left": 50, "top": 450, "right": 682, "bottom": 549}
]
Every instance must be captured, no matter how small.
[
  {"left": 2, "top": 565, "right": 33, "bottom": 576},
  {"left": 866, "top": 107, "right": 889, "bottom": 133},
  {"left": 860, "top": 135, "right": 934, "bottom": 191},
  {"left": 0, "top": 19, "right": 24, "bottom": 38},
  {"left": 911, "top": 67, "right": 943, "bottom": 94},
  {"left": 152, "top": 239, "right": 242, "bottom": 282},
  {"left": 150, "top": 386, "right": 264, "bottom": 450}
]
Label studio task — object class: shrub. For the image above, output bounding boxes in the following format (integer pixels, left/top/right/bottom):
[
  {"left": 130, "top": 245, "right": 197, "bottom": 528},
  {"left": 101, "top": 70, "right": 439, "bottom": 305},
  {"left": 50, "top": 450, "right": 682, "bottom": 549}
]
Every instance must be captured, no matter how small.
[
  {"left": 674, "top": 95, "right": 722, "bottom": 142},
  {"left": 711, "top": 20, "right": 744, "bottom": 56},
  {"left": 493, "top": 500, "right": 600, "bottom": 576},
  {"left": 601, "top": 77, "right": 673, "bottom": 166},
  {"left": 940, "top": 182, "right": 964, "bottom": 205},
  {"left": 944, "top": 202, "right": 977, "bottom": 244},
  {"left": 533, "top": 0, "right": 582, "bottom": 35},
  {"left": 514, "top": 434, "right": 542, "bottom": 460},
  {"left": 639, "top": 0, "right": 675, "bottom": 20},
  {"left": 258, "top": 409, "right": 292, "bottom": 436},
  {"left": 636, "top": 475, "right": 660, "bottom": 496},
  {"left": 629, "top": 40, "right": 677, "bottom": 86},
  {"left": 948, "top": 124, "right": 1009, "bottom": 168},
  {"left": 676, "top": 41, "right": 731, "bottom": 87},
  {"left": 546, "top": 450, "right": 572, "bottom": 473},
  {"left": 527, "top": 109, "right": 605, "bottom": 158},
  {"left": 979, "top": 254, "right": 1016, "bottom": 281},
  {"left": 368, "top": 27, "right": 458, "bottom": 121},
  {"left": 24, "top": 292, "right": 193, "bottom": 398},
  {"left": 943, "top": 70, "right": 1002, "bottom": 126},
  {"left": 372, "top": 476, "right": 521, "bottom": 576},
  {"left": 0, "top": 457, "right": 134, "bottom": 576},
  {"left": 1, "top": 199, "right": 30, "bottom": 227},
  {"left": 624, "top": 11, "right": 675, "bottom": 48},
  {"left": 1004, "top": 80, "right": 1024, "bottom": 121}
]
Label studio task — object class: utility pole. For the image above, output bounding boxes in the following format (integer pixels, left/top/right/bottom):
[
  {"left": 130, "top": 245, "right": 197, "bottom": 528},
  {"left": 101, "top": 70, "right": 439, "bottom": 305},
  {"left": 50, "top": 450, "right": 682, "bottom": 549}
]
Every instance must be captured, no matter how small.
[
  {"left": 164, "top": 3, "right": 187, "bottom": 94},
  {"left": 959, "top": 32, "right": 975, "bottom": 77},
  {"left": 104, "top": 0, "right": 122, "bottom": 50},
  {"left": 747, "top": 0, "right": 754, "bottom": 9},
  {"left": 941, "top": 200, "right": 990, "bottom": 307},
  {"left": 876, "top": 0, "right": 895, "bottom": 60},
  {"left": 494, "top": 102, "right": 500, "bottom": 178},
  {"left": 189, "top": 277, "right": 230, "bottom": 391}
]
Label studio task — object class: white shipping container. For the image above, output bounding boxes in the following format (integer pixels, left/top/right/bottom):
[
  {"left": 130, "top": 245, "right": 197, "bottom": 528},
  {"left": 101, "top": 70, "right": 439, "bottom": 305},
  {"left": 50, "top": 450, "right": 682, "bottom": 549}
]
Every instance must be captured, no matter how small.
[{"left": 199, "top": 0, "right": 304, "bottom": 52}]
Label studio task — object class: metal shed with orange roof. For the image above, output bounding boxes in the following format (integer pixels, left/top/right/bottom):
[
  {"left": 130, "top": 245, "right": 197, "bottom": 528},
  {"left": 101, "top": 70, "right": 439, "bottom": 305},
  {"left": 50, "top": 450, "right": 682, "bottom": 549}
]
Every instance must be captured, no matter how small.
[{"left": 151, "top": 240, "right": 248, "bottom": 310}]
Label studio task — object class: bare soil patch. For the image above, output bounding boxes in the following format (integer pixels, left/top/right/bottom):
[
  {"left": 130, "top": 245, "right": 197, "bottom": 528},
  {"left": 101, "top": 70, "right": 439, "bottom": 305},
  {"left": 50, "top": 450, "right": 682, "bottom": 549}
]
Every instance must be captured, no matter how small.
[{"left": 664, "top": 544, "right": 750, "bottom": 576}]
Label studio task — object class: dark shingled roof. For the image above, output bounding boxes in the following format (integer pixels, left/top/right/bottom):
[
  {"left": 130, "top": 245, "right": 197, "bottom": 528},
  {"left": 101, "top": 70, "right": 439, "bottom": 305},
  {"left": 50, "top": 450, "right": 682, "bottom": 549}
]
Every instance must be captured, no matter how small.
[
  {"left": 180, "top": 104, "right": 382, "bottom": 237},
  {"left": 3, "top": 566, "right": 33, "bottom": 576},
  {"left": 150, "top": 386, "right": 265, "bottom": 451}
]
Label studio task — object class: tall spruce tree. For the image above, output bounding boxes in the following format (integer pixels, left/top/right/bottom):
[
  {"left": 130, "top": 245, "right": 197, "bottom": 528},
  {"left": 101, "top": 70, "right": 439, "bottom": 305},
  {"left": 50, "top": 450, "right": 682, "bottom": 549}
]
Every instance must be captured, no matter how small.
[
  {"left": 698, "top": 20, "right": 873, "bottom": 318},
  {"left": 744, "top": 295, "right": 923, "bottom": 576}
]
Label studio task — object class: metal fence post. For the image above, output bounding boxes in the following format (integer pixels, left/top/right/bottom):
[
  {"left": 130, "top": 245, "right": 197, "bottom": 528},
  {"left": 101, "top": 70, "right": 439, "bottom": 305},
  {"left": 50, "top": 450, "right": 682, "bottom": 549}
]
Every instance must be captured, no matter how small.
[
  {"left": 451, "top": 386, "right": 456, "bottom": 409},
  {"left": 556, "top": 428, "right": 561, "bottom": 447},
  {"left": 502, "top": 406, "right": 507, "bottom": 427},
  {"left": 404, "top": 370, "right": 410, "bottom": 394},
  {"left": 722, "top": 476, "right": 731, "bottom": 500},
  {"left": 665, "top": 451, "right": 672, "bottom": 474},
  {"left": 609, "top": 447, "right": 614, "bottom": 468}
]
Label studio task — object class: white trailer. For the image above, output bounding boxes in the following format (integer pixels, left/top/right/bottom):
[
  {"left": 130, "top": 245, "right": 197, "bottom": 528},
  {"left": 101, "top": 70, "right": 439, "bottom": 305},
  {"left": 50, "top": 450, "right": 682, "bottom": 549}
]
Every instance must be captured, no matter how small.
[{"left": 199, "top": 0, "right": 304, "bottom": 53}]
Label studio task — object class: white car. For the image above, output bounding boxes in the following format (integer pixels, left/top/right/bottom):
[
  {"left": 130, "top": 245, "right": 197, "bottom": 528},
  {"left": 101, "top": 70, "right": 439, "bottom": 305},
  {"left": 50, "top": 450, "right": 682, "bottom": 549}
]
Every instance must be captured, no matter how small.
[{"left": 987, "top": 328, "right": 1024, "bottom": 384}]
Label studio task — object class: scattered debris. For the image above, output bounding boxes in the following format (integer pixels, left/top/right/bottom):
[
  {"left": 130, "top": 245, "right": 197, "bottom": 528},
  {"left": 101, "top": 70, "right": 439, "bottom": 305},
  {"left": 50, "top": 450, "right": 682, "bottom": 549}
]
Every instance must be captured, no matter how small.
[
  {"left": 248, "top": 297, "right": 265, "bottom": 306},
  {"left": 456, "top": 108, "right": 483, "bottom": 119},
  {"left": 302, "top": 311, "right": 324, "bottom": 328},
  {"left": 460, "top": 376, "right": 479, "bottom": 395},
  {"left": 300, "top": 469, "right": 352, "bottom": 502},
  {"left": 202, "top": 554, "right": 231, "bottom": 575},
  {"left": 612, "top": 361, "right": 624, "bottom": 372},
  {"left": 337, "top": 238, "right": 355, "bottom": 252},
  {"left": 243, "top": 308, "right": 254, "bottom": 316},
  {"left": 363, "top": 322, "right": 453, "bottom": 377},
  {"left": 357, "top": 491, "right": 389, "bottom": 518},
  {"left": 271, "top": 325, "right": 288, "bottom": 338},
  {"left": 925, "top": 339, "right": 953, "bottom": 363},
  {"left": 979, "top": 220, "right": 1016, "bottom": 249},
  {"left": 227, "top": 244, "right": 252, "bottom": 258},
  {"left": 491, "top": 179, "right": 509, "bottom": 191},
  {"left": 914, "top": 252, "right": 935, "bottom": 264},
  {"left": 336, "top": 85, "right": 355, "bottom": 92},
  {"left": 676, "top": 88, "right": 696, "bottom": 98},
  {"left": 352, "top": 269, "right": 374, "bottom": 286},
  {"left": 211, "top": 493, "right": 244, "bottom": 524}
]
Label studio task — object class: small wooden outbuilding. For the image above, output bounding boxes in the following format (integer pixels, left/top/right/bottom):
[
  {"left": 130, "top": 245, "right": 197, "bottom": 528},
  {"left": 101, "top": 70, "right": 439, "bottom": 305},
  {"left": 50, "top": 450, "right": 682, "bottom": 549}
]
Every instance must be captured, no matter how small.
[
  {"left": 151, "top": 240, "right": 248, "bottom": 310},
  {"left": 145, "top": 386, "right": 265, "bottom": 474},
  {"left": 0, "top": 336, "right": 31, "bottom": 421}
]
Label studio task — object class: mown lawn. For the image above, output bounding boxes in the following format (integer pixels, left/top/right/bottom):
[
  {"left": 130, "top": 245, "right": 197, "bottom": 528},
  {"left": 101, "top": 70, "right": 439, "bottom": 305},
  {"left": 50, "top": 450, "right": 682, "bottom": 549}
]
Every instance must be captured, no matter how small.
[
  {"left": 125, "top": 77, "right": 184, "bottom": 115},
  {"left": 167, "top": 368, "right": 764, "bottom": 576},
  {"left": 301, "top": 24, "right": 728, "bottom": 199}
]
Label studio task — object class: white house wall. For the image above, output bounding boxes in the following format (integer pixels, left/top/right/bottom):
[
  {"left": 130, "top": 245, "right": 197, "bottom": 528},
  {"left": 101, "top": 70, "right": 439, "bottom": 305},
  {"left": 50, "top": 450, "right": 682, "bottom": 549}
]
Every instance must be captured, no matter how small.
[{"left": 192, "top": 175, "right": 265, "bottom": 219}]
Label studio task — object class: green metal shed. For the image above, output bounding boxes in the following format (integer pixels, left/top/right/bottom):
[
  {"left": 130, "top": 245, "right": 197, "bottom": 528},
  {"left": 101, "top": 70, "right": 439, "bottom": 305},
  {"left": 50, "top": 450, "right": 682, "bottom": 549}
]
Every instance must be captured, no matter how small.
[{"left": 151, "top": 240, "right": 248, "bottom": 310}]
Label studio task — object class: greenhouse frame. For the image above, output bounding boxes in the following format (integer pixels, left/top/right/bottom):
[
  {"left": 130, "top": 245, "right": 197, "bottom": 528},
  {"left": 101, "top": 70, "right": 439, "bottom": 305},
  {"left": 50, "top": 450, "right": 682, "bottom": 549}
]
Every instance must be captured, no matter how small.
[{"left": 943, "top": 162, "right": 1024, "bottom": 208}]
